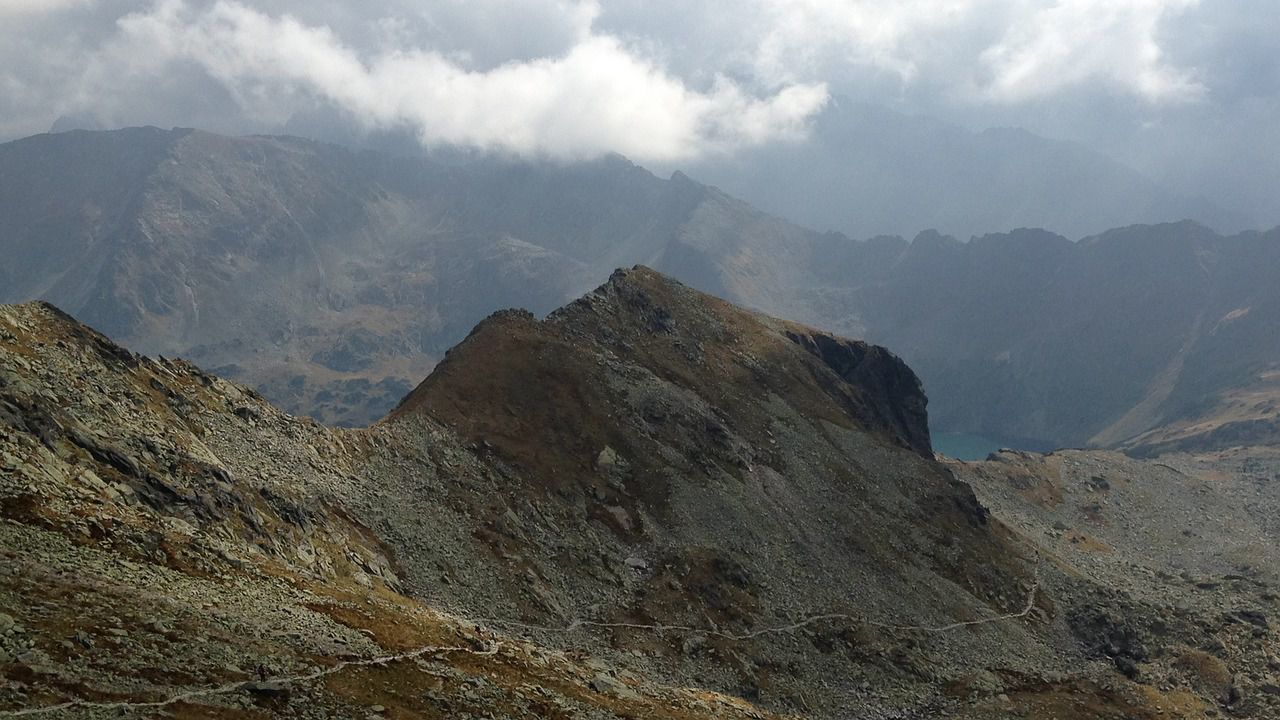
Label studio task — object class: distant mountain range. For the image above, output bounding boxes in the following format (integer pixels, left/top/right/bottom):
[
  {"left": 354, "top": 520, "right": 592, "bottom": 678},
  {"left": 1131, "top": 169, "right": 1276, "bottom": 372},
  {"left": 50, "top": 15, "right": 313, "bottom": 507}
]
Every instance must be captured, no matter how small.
[
  {"left": 666, "top": 100, "right": 1250, "bottom": 241},
  {"left": 1, "top": 127, "right": 1276, "bottom": 453},
  {"left": 808, "top": 224, "right": 1280, "bottom": 454},
  {"left": 0, "top": 126, "right": 704, "bottom": 425}
]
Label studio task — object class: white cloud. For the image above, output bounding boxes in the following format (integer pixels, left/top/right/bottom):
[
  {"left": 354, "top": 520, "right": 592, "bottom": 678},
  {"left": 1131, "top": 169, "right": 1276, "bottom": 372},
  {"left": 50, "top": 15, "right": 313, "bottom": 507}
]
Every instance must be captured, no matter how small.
[
  {"left": 0, "top": 0, "right": 88, "bottom": 15},
  {"left": 979, "top": 0, "right": 1204, "bottom": 103},
  {"left": 707, "top": 0, "right": 1203, "bottom": 104},
  {"left": 105, "top": 0, "right": 828, "bottom": 162},
  {"left": 750, "top": 0, "right": 982, "bottom": 85},
  {"left": 0, "top": 0, "right": 1241, "bottom": 158}
]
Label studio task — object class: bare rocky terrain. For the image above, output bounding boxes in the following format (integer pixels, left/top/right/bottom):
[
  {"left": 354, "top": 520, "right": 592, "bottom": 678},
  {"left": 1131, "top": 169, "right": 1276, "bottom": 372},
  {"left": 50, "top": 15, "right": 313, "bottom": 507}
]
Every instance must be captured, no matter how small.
[
  {"left": 3, "top": 268, "right": 1277, "bottom": 718},
  {"left": 953, "top": 446, "right": 1280, "bottom": 717}
]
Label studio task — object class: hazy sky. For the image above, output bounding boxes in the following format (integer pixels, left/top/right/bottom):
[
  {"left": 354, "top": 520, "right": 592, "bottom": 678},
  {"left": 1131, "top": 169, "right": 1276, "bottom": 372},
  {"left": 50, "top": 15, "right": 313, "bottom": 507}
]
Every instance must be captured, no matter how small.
[{"left": 1, "top": 0, "right": 1276, "bottom": 224}]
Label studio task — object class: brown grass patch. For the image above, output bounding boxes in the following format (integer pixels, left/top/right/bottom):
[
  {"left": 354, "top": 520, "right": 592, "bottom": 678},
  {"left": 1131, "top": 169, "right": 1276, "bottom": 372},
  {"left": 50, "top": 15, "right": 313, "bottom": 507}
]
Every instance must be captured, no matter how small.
[
  {"left": 990, "top": 677, "right": 1206, "bottom": 720},
  {"left": 1065, "top": 531, "right": 1114, "bottom": 553},
  {"left": 1174, "top": 648, "right": 1233, "bottom": 697}
]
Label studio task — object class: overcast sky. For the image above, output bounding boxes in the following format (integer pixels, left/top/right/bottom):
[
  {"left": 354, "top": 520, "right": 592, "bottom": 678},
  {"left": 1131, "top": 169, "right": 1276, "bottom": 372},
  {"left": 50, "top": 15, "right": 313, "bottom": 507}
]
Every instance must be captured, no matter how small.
[{"left": 1, "top": 0, "right": 1277, "bottom": 225}]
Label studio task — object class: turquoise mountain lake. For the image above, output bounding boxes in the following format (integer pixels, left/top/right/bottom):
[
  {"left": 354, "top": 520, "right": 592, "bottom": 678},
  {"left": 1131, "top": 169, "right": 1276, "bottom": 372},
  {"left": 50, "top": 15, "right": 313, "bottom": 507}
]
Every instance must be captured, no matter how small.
[{"left": 932, "top": 431, "right": 1058, "bottom": 461}]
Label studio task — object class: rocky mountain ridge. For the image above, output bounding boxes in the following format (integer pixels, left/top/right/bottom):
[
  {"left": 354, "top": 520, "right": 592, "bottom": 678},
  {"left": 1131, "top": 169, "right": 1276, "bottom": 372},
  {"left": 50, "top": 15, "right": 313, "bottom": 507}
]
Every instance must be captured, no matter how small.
[
  {"left": 0, "top": 126, "right": 711, "bottom": 426},
  {"left": 3, "top": 269, "right": 1277, "bottom": 718}
]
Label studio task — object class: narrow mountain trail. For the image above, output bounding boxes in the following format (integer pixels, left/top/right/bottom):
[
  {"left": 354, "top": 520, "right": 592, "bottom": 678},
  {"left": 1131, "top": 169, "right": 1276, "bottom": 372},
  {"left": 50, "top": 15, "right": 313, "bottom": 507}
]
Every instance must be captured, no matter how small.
[
  {"left": 481, "top": 561, "right": 1041, "bottom": 639},
  {"left": 0, "top": 643, "right": 500, "bottom": 718},
  {"left": 0, "top": 562, "right": 1040, "bottom": 718}
]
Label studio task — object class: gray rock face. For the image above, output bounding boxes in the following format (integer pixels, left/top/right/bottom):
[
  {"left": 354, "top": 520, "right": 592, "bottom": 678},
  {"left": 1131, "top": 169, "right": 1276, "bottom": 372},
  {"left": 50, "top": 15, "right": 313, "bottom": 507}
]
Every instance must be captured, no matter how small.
[
  {"left": 589, "top": 672, "right": 637, "bottom": 698},
  {"left": 784, "top": 328, "right": 932, "bottom": 457}
]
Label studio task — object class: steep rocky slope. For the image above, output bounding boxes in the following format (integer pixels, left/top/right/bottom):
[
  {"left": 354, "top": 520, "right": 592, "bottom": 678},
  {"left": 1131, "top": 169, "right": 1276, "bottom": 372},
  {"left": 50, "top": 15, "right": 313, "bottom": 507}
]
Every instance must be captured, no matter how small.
[
  {"left": 371, "top": 269, "right": 1053, "bottom": 716},
  {"left": 0, "top": 298, "right": 783, "bottom": 719},
  {"left": 5, "top": 269, "right": 1264, "bottom": 718}
]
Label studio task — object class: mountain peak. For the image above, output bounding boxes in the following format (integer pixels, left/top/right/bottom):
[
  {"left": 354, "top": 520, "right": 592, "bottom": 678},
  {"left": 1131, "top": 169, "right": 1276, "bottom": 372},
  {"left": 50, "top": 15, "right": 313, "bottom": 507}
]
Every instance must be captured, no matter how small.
[{"left": 391, "top": 266, "right": 933, "bottom": 483}]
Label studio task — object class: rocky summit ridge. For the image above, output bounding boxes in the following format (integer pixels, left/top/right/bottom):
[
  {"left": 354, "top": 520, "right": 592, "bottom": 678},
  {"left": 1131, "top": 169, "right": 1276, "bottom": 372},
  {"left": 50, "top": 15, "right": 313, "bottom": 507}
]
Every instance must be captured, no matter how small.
[{"left": 1, "top": 268, "right": 1277, "bottom": 718}]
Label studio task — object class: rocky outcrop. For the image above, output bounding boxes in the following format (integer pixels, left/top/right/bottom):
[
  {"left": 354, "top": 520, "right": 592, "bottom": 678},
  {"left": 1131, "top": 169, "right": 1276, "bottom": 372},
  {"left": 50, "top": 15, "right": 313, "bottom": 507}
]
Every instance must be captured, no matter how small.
[{"left": 784, "top": 329, "right": 931, "bottom": 457}]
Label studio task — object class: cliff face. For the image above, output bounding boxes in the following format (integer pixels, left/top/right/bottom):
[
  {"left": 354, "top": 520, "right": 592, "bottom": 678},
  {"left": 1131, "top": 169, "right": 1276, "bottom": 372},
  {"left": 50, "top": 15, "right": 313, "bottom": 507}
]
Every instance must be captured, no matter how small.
[{"left": 783, "top": 329, "right": 931, "bottom": 457}]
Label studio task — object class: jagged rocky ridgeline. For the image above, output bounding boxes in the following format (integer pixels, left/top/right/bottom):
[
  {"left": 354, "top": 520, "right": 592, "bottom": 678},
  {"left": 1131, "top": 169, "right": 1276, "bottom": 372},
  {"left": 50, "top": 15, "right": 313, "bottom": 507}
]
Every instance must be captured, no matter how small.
[{"left": 1, "top": 268, "right": 1276, "bottom": 718}]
